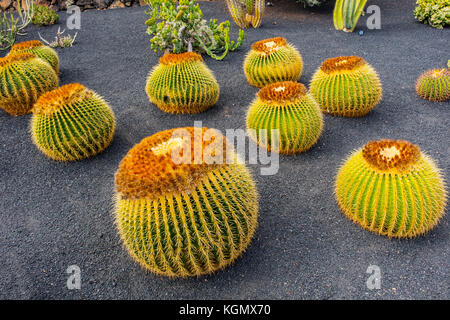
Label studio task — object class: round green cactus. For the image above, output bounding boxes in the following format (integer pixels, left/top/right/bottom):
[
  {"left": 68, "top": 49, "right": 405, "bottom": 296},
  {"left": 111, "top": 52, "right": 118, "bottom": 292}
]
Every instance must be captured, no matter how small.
[
  {"left": 415, "top": 68, "right": 449, "bottom": 102},
  {"left": 8, "top": 40, "right": 59, "bottom": 74},
  {"left": 246, "top": 81, "right": 323, "bottom": 154},
  {"left": 243, "top": 37, "right": 303, "bottom": 87},
  {"left": 114, "top": 127, "right": 259, "bottom": 277},
  {"left": 310, "top": 56, "right": 383, "bottom": 117},
  {"left": 336, "top": 139, "right": 447, "bottom": 238},
  {"left": 30, "top": 83, "right": 116, "bottom": 161},
  {"left": 0, "top": 53, "right": 59, "bottom": 116},
  {"left": 146, "top": 52, "right": 220, "bottom": 114}
]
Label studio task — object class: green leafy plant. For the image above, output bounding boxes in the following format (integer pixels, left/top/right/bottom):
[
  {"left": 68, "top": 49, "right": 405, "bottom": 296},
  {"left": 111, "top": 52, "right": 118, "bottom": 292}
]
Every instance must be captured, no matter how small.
[
  {"left": 414, "top": 0, "right": 450, "bottom": 29},
  {"left": 225, "top": 0, "right": 264, "bottom": 28},
  {"left": 333, "top": 0, "right": 367, "bottom": 32},
  {"left": 0, "top": 0, "right": 33, "bottom": 51},
  {"left": 145, "top": 0, "right": 245, "bottom": 60},
  {"left": 39, "top": 27, "right": 78, "bottom": 48},
  {"left": 32, "top": 4, "right": 59, "bottom": 27}
]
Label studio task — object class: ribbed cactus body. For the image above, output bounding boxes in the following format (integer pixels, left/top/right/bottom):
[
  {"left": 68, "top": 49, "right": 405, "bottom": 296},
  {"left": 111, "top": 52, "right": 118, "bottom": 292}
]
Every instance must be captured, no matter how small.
[
  {"left": 246, "top": 81, "right": 323, "bottom": 154},
  {"left": 0, "top": 53, "right": 59, "bottom": 116},
  {"left": 336, "top": 140, "right": 447, "bottom": 238},
  {"left": 226, "top": 0, "right": 265, "bottom": 28},
  {"left": 415, "top": 68, "right": 450, "bottom": 102},
  {"left": 146, "top": 52, "right": 220, "bottom": 114},
  {"left": 30, "top": 84, "right": 116, "bottom": 161},
  {"left": 244, "top": 37, "right": 303, "bottom": 87},
  {"left": 310, "top": 56, "right": 382, "bottom": 117},
  {"left": 9, "top": 40, "right": 60, "bottom": 74},
  {"left": 114, "top": 127, "right": 259, "bottom": 277}
]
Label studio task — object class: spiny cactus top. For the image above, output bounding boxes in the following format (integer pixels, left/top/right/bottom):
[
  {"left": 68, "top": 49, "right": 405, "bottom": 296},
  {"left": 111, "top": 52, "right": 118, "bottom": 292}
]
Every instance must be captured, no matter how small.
[
  {"left": 146, "top": 52, "right": 220, "bottom": 114},
  {"left": 0, "top": 53, "right": 58, "bottom": 116},
  {"left": 30, "top": 83, "right": 116, "bottom": 161},
  {"left": 244, "top": 37, "right": 303, "bottom": 87},
  {"left": 336, "top": 139, "right": 447, "bottom": 238},
  {"left": 9, "top": 40, "right": 60, "bottom": 74},
  {"left": 310, "top": 56, "right": 382, "bottom": 117},
  {"left": 415, "top": 68, "right": 449, "bottom": 102},
  {"left": 114, "top": 127, "right": 259, "bottom": 277},
  {"left": 246, "top": 81, "right": 323, "bottom": 154}
]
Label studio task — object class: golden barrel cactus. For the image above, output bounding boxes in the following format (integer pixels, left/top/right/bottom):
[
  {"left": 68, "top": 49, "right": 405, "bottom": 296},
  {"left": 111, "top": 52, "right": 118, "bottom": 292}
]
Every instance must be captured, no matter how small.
[
  {"left": 310, "top": 56, "right": 382, "bottom": 117},
  {"left": 415, "top": 68, "right": 450, "bottom": 102},
  {"left": 336, "top": 139, "right": 447, "bottom": 238},
  {"left": 243, "top": 37, "right": 303, "bottom": 87},
  {"left": 8, "top": 40, "right": 60, "bottom": 74},
  {"left": 114, "top": 127, "right": 259, "bottom": 277}
]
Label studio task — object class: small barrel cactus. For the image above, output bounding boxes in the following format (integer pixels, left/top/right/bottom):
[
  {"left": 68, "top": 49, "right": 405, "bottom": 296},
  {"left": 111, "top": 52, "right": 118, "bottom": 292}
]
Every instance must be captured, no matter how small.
[
  {"left": 246, "top": 81, "right": 323, "bottom": 154},
  {"left": 0, "top": 53, "right": 58, "bottom": 116},
  {"left": 114, "top": 127, "right": 259, "bottom": 277},
  {"left": 310, "top": 56, "right": 382, "bottom": 117},
  {"left": 415, "top": 68, "right": 450, "bottom": 102},
  {"left": 146, "top": 52, "right": 220, "bottom": 114},
  {"left": 8, "top": 40, "right": 60, "bottom": 74},
  {"left": 336, "top": 139, "right": 447, "bottom": 238},
  {"left": 243, "top": 37, "right": 303, "bottom": 87},
  {"left": 30, "top": 83, "right": 116, "bottom": 161}
]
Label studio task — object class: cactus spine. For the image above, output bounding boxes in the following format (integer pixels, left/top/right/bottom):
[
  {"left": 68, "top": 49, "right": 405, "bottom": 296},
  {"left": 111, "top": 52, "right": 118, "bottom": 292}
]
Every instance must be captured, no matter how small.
[
  {"left": 415, "top": 68, "right": 450, "bottom": 102},
  {"left": 333, "top": 0, "right": 368, "bottom": 32},
  {"left": 336, "top": 140, "right": 447, "bottom": 238},
  {"left": 9, "top": 40, "right": 60, "bottom": 74},
  {"left": 244, "top": 37, "right": 303, "bottom": 87},
  {"left": 226, "top": 0, "right": 265, "bottom": 28},
  {"left": 146, "top": 52, "right": 220, "bottom": 114},
  {"left": 114, "top": 127, "right": 259, "bottom": 277},
  {"left": 246, "top": 81, "right": 323, "bottom": 154},
  {"left": 0, "top": 53, "right": 58, "bottom": 116},
  {"left": 310, "top": 56, "right": 382, "bottom": 117},
  {"left": 30, "top": 83, "right": 116, "bottom": 161}
]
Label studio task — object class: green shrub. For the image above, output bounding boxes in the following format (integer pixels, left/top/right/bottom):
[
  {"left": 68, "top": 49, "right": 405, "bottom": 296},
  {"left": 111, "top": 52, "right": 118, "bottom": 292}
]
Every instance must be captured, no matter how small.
[
  {"left": 297, "top": 0, "right": 329, "bottom": 7},
  {"left": 32, "top": 5, "right": 59, "bottom": 27},
  {"left": 414, "top": 0, "right": 450, "bottom": 29}
]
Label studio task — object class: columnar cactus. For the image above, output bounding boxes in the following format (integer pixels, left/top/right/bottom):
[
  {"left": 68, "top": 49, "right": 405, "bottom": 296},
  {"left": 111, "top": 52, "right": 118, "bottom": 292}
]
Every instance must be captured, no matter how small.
[
  {"left": 30, "top": 83, "right": 116, "bottom": 161},
  {"left": 146, "top": 52, "right": 220, "bottom": 114},
  {"left": 8, "top": 40, "right": 59, "bottom": 74},
  {"left": 246, "top": 81, "right": 323, "bottom": 154},
  {"left": 333, "top": 0, "right": 368, "bottom": 32},
  {"left": 114, "top": 127, "right": 259, "bottom": 277},
  {"left": 226, "top": 0, "right": 265, "bottom": 28},
  {"left": 244, "top": 37, "right": 303, "bottom": 87},
  {"left": 310, "top": 56, "right": 382, "bottom": 117},
  {"left": 336, "top": 139, "right": 447, "bottom": 238},
  {"left": 415, "top": 68, "right": 450, "bottom": 102},
  {"left": 0, "top": 53, "right": 58, "bottom": 116}
]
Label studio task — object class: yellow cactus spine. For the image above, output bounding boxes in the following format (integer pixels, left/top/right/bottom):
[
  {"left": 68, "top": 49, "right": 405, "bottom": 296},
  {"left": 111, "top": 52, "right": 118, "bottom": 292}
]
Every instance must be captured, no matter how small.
[
  {"left": 310, "top": 56, "right": 382, "bottom": 117},
  {"left": 226, "top": 0, "right": 265, "bottom": 28},
  {"left": 415, "top": 68, "right": 450, "bottom": 102},
  {"left": 145, "top": 52, "right": 220, "bottom": 114},
  {"left": 114, "top": 127, "right": 259, "bottom": 277},
  {"left": 246, "top": 81, "right": 323, "bottom": 154},
  {"left": 0, "top": 53, "right": 59, "bottom": 116},
  {"left": 336, "top": 140, "right": 447, "bottom": 238},
  {"left": 30, "top": 83, "right": 116, "bottom": 161},
  {"left": 243, "top": 37, "right": 303, "bottom": 87},
  {"left": 9, "top": 40, "right": 60, "bottom": 74}
]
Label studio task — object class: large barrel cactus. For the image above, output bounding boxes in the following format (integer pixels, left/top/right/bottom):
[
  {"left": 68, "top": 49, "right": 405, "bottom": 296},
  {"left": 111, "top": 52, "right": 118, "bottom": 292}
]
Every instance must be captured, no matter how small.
[
  {"left": 114, "top": 127, "right": 259, "bottom": 277},
  {"left": 8, "top": 40, "right": 60, "bottom": 74},
  {"left": 146, "top": 52, "right": 220, "bottom": 114},
  {"left": 415, "top": 68, "right": 450, "bottom": 102},
  {"left": 30, "top": 83, "right": 116, "bottom": 161},
  {"left": 336, "top": 139, "right": 447, "bottom": 238}
]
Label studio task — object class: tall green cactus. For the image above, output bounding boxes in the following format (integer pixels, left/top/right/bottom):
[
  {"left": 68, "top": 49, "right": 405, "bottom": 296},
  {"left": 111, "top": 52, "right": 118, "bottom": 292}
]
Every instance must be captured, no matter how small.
[
  {"left": 226, "top": 0, "right": 265, "bottom": 28},
  {"left": 333, "top": 0, "right": 367, "bottom": 32}
]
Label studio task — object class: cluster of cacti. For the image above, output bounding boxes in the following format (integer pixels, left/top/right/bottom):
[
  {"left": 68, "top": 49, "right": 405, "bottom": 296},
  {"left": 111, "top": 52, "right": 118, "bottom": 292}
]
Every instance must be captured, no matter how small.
[
  {"left": 244, "top": 37, "right": 303, "bottom": 87},
  {"left": 336, "top": 139, "right": 447, "bottom": 238},
  {"left": 146, "top": 52, "right": 220, "bottom": 114},
  {"left": 333, "top": 0, "right": 368, "bottom": 32},
  {"left": 310, "top": 56, "right": 382, "bottom": 117},
  {"left": 0, "top": 53, "right": 58, "bottom": 116},
  {"left": 31, "top": 4, "right": 59, "bottom": 27},
  {"left": 8, "top": 40, "right": 60, "bottom": 74},
  {"left": 415, "top": 68, "right": 450, "bottom": 102},
  {"left": 114, "top": 127, "right": 259, "bottom": 277},
  {"left": 225, "top": 0, "right": 265, "bottom": 28},
  {"left": 414, "top": 0, "right": 450, "bottom": 29},
  {"left": 246, "top": 81, "right": 323, "bottom": 154},
  {"left": 30, "top": 83, "right": 116, "bottom": 161}
]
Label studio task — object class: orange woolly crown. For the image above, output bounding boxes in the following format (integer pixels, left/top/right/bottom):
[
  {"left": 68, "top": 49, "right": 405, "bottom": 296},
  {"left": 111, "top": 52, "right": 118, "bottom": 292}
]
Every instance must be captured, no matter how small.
[
  {"left": 10, "top": 40, "right": 44, "bottom": 52},
  {"left": 32, "top": 83, "right": 93, "bottom": 115},
  {"left": 115, "top": 127, "right": 232, "bottom": 200},
  {"left": 420, "top": 68, "right": 449, "bottom": 79},
  {"left": 320, "top": 56, "right": 366, "bottom": 74},
  {"left": 159, "top": 52, "right": 203, "bottom": 65},
  {"left": 257, "top": 81, "right": 307, "bottom": 102},
  {"left": 0, "top": 53, "right": 36, "bottom": 68},
  {"left": 252, "top": 37, "right": 287, "bottom": 55},
  {"left": 362, "top": 139, "right": 421, "bottom": 172}
]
